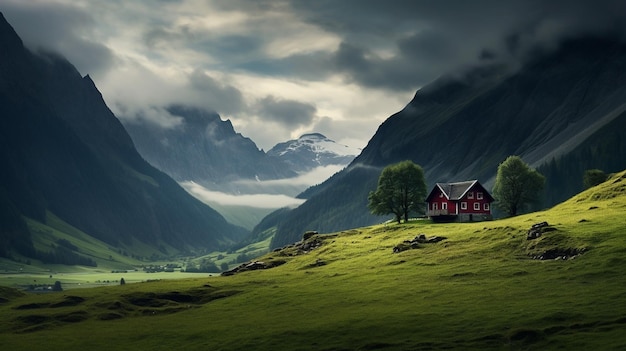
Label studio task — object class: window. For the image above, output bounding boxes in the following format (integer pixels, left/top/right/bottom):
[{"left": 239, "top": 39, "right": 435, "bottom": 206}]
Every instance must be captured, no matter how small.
[
  {"left": 433, "top": 203, "right": 438, "bottom": 210},
  {"left": 439, "top": 193, "right": 443, "bottom": 198},
  {"left": 484, "top": 203, "right": 490, "bottom": 211},
  {"left": 477, "top": 192, "right": 483, "bottom": 200},
  {"left": 442, "top": 202, "right": 447, "bottom": 210},
  {"left": 461, "top": 202, "right": 467, "bottom": 210},
  {"left": 474, "top": 202, "right": 480, "bottom": 210},
  {"left": 468, "top": 192, "right": 474, "bottom": 199}
]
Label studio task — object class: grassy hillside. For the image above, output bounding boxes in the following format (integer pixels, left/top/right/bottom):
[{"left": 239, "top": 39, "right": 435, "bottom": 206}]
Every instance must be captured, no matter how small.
[{"left": 1, "top": 170, "right": 626, "bottom": 350}]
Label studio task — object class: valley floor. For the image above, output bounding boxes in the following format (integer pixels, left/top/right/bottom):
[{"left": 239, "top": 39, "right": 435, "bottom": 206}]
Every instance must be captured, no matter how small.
[{"left": 1, "top": 171, "right": 626, "bottom": 350}]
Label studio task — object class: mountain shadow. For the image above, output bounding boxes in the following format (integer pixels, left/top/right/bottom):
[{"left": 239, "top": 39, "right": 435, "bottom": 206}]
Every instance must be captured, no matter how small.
[{"left": 0, "top": 13, "right": 247, "bottom": 258}]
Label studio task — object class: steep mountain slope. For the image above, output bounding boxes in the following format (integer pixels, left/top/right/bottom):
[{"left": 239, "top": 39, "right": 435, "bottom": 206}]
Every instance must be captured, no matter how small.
[
  {"left": 0, "top": 13, "right": 247, "bottom": 257},
  {"left": 122, "top": 106, "right": 296, "bottom": 187},
  {"left": 271, "top": 36, "right": 626, "bottom": 248},
  {"left": 267, "top": 133, "right": 359, "bottom": 173}
]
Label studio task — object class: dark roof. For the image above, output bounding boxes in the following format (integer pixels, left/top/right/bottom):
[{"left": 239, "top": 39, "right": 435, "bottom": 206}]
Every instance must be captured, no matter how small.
[
  {"left": 437, "top": 180, "right": 477, "bottom": 200},
  {"left": 426, "top": 180, "right": 494, "bottom": 202}
]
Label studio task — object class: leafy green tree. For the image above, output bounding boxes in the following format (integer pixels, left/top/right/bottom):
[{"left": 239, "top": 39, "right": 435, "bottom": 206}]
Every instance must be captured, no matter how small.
[
  {"left": 493, "top": 156, "right": 545, "bottom": 216},
  {"left": 583, "top": 169, "right": 608, "bottom": 189},
  {"left": 368, "top": 160, "right": 427, "bottom": 223}
]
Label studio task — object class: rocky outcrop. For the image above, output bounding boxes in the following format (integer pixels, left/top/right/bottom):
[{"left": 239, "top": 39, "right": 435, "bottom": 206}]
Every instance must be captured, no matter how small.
[
  {"left": 393, "top": 234, "right": 447, "bottom": 253},
  {"left": 527, "top": 221, "right": 557, "bottom": 240},
  {"left": 530, "top": 247, "right": 587, "bottom": 261},
  {"left": 221, "top": 259, "right": 286, "bottom": 276}
]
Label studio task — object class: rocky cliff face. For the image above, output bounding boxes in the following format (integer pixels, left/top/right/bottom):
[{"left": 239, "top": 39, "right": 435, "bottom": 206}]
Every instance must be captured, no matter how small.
[
  {"left": 0, "top": 13, "right": 247, "bottom": 256},
  {"left": 122, "top": 105, "right": 297, "bottom": 187},
  {"left": 271, "top": 36, "right": 626, "bottom": 248}
]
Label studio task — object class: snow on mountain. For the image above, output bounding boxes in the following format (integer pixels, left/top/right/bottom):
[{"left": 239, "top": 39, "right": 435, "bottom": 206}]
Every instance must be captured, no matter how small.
[{"left": 267, "top": 133, "right": 360, "bottom": 173}]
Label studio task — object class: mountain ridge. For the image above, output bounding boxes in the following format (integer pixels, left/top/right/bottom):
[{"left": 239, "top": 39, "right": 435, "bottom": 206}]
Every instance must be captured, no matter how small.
[
  {"left": 122, "top": 105, "right": 297, "bottom": 187},
  {"left": 270, "top": 35, "right": 626, "bottom": 248},
  {"left": 0, "top": 12, "right": 247, "bottom": 258},
  {"left": 267, "top": 133, "right": 359, "bottom": 173}
]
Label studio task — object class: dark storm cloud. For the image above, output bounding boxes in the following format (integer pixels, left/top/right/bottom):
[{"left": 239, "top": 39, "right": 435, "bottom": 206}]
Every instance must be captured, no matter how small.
[
  {"left": 188, "top": 68, "right": 245, "bottom": 115},
  {"left": 2, "top": 0, "right": 625, "bottom": 150},
  {"left": 0, "top": 2, "right": 114, "bottom": 76},
  {"left": 234, "top": 51, "right": 334, "bottom": 81},
  {"left": 256, "top": 96, "right": 317, "bottom": 127},
  {"left": 285, "top": 0, "right": 626, "bottom": 90}
]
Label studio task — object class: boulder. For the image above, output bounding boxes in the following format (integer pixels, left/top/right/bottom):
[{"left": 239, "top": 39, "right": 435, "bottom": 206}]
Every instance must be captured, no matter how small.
[
  {"left": 393, "top": 234, "right": 447, "bottom": 253},
  {"left": 527, "top": 221, "right": 553, "bottom": 240}
]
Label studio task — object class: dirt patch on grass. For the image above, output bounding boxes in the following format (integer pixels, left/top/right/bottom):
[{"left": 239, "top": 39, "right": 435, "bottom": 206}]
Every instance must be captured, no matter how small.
[
  {"left": 9, "top": 284, "right": 240, "bottom": 333},
  {"left": 508, "top": 328, "right": 545, "bottom": 344},
  {"left": 122, "top": 287, "right": 240, "bottom": 308},
  {"left": 55, "top": 310, "right": 88, "bottom": 323},
  {"left": 98, "top": 312, "right": 124, "bottom": 320},
  {"left": 0, "top": 286, "right": 25, "bottom": 303},
  {"left": 14, "top": 302, "right": 50, "bottom": 310},
  {"left": 49, "top": 295, "right": 85, "bottom": 308}
]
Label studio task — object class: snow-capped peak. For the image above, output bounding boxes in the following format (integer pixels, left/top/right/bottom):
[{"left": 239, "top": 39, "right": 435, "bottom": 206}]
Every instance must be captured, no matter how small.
[
  {"left": 267, "top": 133, "right": 360, "bottom": 173},
  {"left": 277, "top": 133, "right": 360, "bottom": 157}
]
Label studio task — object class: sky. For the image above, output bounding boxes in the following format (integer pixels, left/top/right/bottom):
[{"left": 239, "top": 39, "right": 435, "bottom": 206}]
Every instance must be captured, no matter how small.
[{"left": 1, "top": 0, "right": 625, "bottom": 151}]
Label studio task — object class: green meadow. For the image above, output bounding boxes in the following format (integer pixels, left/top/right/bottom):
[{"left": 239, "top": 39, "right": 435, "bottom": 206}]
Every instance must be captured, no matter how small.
[{"left": 1, "top": 171, "right": 626, "bottom": 350}]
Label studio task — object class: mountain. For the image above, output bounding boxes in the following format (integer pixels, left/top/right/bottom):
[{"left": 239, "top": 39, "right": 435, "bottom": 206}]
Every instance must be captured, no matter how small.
[
  {"left": 267, "top": 133, "right": 359, "bottom": 173},
  {"left": 124, "top": 115, "right": 357, "bottom": 231},
  {"left": 122, "top": 106, "right": 297, "bottom": 188},
  {"left": 0, "top": 13, "right": 247, "bottom": 259},
  {"left": 270, "top": 35, "right": 626, "bottom": 248}
]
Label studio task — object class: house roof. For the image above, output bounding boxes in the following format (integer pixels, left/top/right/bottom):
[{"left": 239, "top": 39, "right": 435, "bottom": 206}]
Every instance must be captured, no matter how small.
[
  {"left": 426, "top": 180, "right": 494, "bottom": 202},
  {"left": 437, "top": 180, "right": 477, "bottom": 200}
]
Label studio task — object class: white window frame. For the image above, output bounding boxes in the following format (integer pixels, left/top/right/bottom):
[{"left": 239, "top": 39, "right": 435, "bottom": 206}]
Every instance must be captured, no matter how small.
[
  {"left": 442, "top": 202, "right": 447, "bottom": 210},
  {"left": 477, "top": 192, "right": 483, "bottom": 200},
  {"left": 474, "top": 202, "right": 480, "bottom": 210},
  {"left": 484, "top": 203, "right": 490, "bottom": 211},
  {"left": 467, "top": 192, "right": 474, "bottom": 199},
  {"left": 433, "top": 203, "right": 438, "bottom": 210},
  {"left": 461, "top": 202, "right": 467, "bottom": 210}
]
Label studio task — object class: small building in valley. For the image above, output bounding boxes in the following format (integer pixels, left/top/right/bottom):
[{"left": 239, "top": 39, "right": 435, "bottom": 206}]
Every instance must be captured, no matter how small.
[{"left": 425, "top": 180, "right": 494, "bottom": 222}]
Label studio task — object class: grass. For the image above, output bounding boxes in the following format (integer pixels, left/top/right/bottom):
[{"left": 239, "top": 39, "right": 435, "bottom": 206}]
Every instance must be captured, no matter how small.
[{"left": 1, "top": 171, "right": 626, "bottom": 350}]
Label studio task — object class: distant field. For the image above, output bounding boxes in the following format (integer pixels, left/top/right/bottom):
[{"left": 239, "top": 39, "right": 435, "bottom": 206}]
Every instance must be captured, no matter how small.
[{"left": 0, "top": 270, "right": 215, "bottom": 290}]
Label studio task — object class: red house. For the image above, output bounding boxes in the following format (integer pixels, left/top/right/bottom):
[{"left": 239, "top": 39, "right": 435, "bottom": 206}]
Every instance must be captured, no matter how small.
[{"left": 425, "top": 180, "right": 494, "bottom": 222}]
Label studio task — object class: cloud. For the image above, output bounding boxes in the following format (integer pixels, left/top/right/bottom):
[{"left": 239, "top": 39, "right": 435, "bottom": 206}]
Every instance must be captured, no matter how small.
[
  {"left": 188, "top": 68, "right": 245, "bottom": 115},
  {"left": 0, "top": 1, "right": 114, "bottom": 76},
  {"left": 291, "top": 0, "right": 626, "bottom": 90},
  {"left": 181, "top": 165, "right": 346, "bottom": 209},
  {"left": 116, "top": 105, "right": 183, "bottom": 129},
  {"left": 233, "top": 164, "right": 345, "bottom": 188},
  {"left": 3, "top": 0, "right": 625, "bottom": 153},
  {"left": 181, "top": 181, "right": 305, "bottom": 209},
  {"left": 255, "top": 95, "right": 317, "bottom": 127}
]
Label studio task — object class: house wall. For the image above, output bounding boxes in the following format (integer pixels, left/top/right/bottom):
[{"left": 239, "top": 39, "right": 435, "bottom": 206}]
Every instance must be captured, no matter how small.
[
  {"left": 457, "top": 189, "right": 491, "bottom": 215},
  {"left": 427, "top": 188, "right": 457, "bottom": 215},
  {"left": 458, "top": 213, "right": 493, "bottom": 222}
]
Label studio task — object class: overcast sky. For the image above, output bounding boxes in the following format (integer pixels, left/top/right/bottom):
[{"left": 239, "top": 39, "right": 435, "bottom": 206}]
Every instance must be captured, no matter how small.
[{"left": 1, "top": 0, "right": 624, "bottom": 150}]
